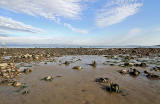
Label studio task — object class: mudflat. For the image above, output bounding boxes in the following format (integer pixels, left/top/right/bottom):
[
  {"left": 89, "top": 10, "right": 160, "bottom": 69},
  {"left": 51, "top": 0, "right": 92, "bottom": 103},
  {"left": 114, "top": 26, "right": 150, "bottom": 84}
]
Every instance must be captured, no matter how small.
[{"left": 0, "top": 48, "right": 160, "bottom": 104}]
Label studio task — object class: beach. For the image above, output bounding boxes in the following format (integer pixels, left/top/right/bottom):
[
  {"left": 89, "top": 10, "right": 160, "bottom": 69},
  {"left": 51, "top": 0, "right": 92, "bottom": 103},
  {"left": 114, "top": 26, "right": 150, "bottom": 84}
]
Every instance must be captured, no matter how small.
[{"left": 0, "top": 48, "right": 160, "bottom": 104}]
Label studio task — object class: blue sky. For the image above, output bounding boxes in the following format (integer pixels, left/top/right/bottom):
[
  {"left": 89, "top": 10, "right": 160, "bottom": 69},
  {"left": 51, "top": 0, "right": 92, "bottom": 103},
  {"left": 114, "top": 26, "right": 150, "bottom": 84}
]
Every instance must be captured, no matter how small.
[{"left": 0, "top": 0, "right": 160, "bottom": 45}]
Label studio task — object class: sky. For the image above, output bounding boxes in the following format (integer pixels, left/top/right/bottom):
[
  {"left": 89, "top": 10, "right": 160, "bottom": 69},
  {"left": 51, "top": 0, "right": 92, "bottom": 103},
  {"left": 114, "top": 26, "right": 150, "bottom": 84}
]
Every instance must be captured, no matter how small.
[{"left": 0, "top": 0, "right": 160, "bottom": 46}]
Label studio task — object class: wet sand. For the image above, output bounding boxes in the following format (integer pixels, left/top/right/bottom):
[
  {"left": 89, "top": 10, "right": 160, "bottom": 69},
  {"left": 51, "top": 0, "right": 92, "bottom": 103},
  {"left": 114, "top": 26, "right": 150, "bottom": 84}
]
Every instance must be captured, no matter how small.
[{"left": 0, "top": 55, "right": 160, "bottom": 104}]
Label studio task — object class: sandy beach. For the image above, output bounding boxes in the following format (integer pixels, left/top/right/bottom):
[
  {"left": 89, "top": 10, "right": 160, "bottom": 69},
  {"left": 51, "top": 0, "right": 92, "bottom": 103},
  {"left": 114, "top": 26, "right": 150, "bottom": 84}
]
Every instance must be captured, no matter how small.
[{"left": 0, "top": 48, "right": 160, "bottom": 104}]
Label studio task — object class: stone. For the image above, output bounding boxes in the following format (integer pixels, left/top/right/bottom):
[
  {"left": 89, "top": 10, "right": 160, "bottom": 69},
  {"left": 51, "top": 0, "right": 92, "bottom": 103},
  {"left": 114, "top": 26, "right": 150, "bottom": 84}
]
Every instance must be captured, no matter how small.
[
  {"left": 23, "top": 68, "right": 32, "bottom": 74},
  {"left": 73, "top": 66, "right": 82, "bottom": 70},
  {"left": 13, "top": 81, "right": 21, "bottom": 87},
  {"left": 64, "top": 61, "right": 70, "bottom": 65},
  {"left": 120, "top": 69, "right": 128, "bottom": 74}
]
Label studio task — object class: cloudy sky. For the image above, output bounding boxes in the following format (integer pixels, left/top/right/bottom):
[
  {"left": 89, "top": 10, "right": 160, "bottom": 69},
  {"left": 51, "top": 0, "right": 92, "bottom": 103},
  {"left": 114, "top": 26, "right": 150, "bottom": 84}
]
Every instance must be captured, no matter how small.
[{"left": 0, "top": 0, "right": 160, "bottom": 46}]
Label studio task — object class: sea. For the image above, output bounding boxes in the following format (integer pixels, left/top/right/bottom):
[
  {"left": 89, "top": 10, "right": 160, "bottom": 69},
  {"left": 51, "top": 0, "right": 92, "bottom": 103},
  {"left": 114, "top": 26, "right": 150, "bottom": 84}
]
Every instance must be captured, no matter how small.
[{"left": 0, "top": 44, "right": 160, "bottom": 48}]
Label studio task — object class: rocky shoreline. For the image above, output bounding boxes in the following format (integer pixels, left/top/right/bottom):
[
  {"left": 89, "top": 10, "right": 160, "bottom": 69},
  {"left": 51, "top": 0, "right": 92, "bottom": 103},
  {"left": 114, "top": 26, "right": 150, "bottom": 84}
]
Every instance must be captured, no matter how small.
[{"left": 1, "top": 48, "right": 160, "bottom": 56}]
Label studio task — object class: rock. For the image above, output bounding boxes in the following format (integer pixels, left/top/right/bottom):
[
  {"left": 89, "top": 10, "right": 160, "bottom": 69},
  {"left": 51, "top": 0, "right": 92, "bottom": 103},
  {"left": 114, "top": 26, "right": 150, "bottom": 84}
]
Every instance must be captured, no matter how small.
[
  {"left": 140, "top": 63, "right": 147, "bottom": 67},
  {"left": 135, "top": 63, "right": 147, "bottom": 67},
  {"left": 144, "top": 70, "right": 149, "bottom": 74},
  {"left": 8, "top": 63, "right": 14, "bottom": 66},
  {"left": 0, "top": 79, "right": 14, "bottom": 86},
  {"left": 52, "top": 58, "right": 56, "bottom": 62},
  {"left": 91, "top": 60, "right": 96, "bottom": 67},
  {"left": 96, "top": 78, "right": 120, "bottom": 93},
  {"left": 13, "top": 81, "right": 21, "bottom": 87},
  {"left": 42, "top": 76, "right": 54, "bottom": 81},
  {"left": 22, "top": 54, "right": 32, "bottom": 58},
  {"left": 119, "top": 69, "right": 128, "bottom": 74},
  {"left": 108, "top": 83, "right": 120, "bottom": 93},
  {"left": 144, "top": 72, "right": 160, "bottom": 80},
  {"left": 129, "top": 68, "right": 140, "bottom": 76},
  {"left": 146, "top": 73, "right": 160, "bottom": 79},
  {"left": 22, "top": 90, "right": 30, "bottom": 95},
  {"left": 0, "top": 63, "right": 8, "bottom": 69},
  {"left": 33, "top": 55, "right": 39, "bottom": 60},
  {"left": 95, "top": 77, "right": 110, "bottom": 83},
  {"left": 64, "top": 61, "right": 70, "bottom": 65},
  {"left": 46, "top": 54, "right": 50, "bottom": 58},
  {"left": 73, "top": 66, "right": 82, "bottom": 70},
  {"left": 17, "top": 69, "right": 22, "bottom": 72},
  {"left": 103, "top": 62, "right": 108, "bottom": 65},
  {"left": 23, "top": 68, "right": 32, "bottom": 74},
  {"left": 152, "top": 67, "right": 160, "bottom": 71},
  {"left": 124, "top": 63, "right": 134, "bottom": 67}
]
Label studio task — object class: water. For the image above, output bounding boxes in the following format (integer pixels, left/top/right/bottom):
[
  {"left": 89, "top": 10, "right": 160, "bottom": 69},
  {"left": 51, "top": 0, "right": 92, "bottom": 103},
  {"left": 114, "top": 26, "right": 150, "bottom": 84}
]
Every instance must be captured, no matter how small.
[{"left": 0, "top": 44, "right": 160, "bottom": 48}]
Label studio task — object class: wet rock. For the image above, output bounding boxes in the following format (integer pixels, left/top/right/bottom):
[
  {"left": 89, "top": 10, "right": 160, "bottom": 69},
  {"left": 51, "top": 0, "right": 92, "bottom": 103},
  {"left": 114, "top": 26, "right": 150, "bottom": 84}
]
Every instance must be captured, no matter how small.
[
  {"left": 129, "top": 68, "right": 140, "bottom": 76},
  {"left": 64, "top": 61, "right": 70, "bottom": 65},
  {"left": 119, "top": 69, "right": 128, "bottom": 74},
  {"left": 73, "top": 66, "right": 82, "bottom": 70},
  {"left": 124, "top": 63, "right": 134, "bottom": 67},
  {"left": 96, "top": 77, "right": 120, "bottom": 93},
  {"left": 13, "top": 81, "right": 21, "bottom": 87},
  {"left": 146, "top": 73, "right": 160, "bottom": 80},
  {"left": 139, "top": 63, "right": 147, "bottom": 67},
  {"left": 152, "top": 67, "right": 160, "bottom": 71},
  {"left": 144, "top": 71, "right": 160, "bottom": 80},
  {"left": 90, "top": 60, "right": 97, "bottom": 67},
  {"left": 104, "top": 55, "right": 114, "bottom": 59},
  {"left": 144, "top": 70, "right": 149, "bottom": 74},
  {"left": 0, "top": 79, "right": 14, "bottom": 86},
  {"left": 135, "top": 63, "right": 147, "bottom": 67},
  {"left": 95, "top": 77, "right": 110, "bottom": 83},
  {"left": 22, "top": 90, "right": 30, "bottom": 95},
  {"left": 23, "top": 68, "right": 32, "bottom": 74},
  {"left": 107, "top": 83, "right": 120, "bottom": 93},
  {"left": 42, "top": 76, "right": 54, "bottom": 81}
]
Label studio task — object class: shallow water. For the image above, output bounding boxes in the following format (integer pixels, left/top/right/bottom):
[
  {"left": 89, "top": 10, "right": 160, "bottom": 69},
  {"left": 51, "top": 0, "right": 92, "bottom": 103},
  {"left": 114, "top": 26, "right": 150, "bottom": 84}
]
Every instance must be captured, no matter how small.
[{"left": 0, "top": 55, "right": 160, "bottom": 104}]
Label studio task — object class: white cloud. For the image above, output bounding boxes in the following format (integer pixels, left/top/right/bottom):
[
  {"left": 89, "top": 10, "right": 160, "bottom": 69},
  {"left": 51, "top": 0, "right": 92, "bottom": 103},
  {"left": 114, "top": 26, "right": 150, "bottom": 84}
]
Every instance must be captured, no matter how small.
[
  {"left": 64, "top": 23, "right": 88, "bottom": 34},
  {"left": 0, "top": 0, "right": 83, "bottom": 22},
  {"left": 1, "top": 28, "right": 160, "bottom": 46},
  {"left": 96, "top": 0, "right": 143, "bottom": 27},
  {"left": 0, "top": 29, "right": 8, "bottom": 37},
  {"left": 0, "top": 16, "right": 43, "bottom": 33},
  {"left": 115, "top": 28, "right": 141, "bottom": 44},
  {"left": 0, "top": 29, "right": 7, "bottom": 33}
]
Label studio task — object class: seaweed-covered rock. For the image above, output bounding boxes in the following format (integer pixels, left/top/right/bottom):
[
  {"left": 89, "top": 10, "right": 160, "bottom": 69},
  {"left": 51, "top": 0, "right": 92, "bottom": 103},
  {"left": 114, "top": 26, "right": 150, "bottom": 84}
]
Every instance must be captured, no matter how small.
[{"left": 108, "top": 83, "right": 120, "bottom": 93}]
